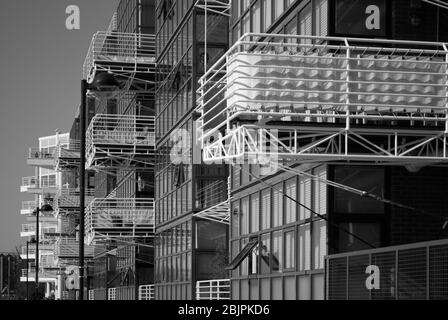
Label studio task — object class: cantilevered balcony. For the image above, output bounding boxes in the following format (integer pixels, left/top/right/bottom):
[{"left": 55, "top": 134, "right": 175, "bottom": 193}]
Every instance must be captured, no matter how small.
[
  {"left": 21, "top": 224, "right": 36, "bottom": 237},
  {"left": 86, "top": 114, "right": 155, "bottom": 170},
  {"left": 20, "top": 177, "right": 59, "bottom": 195},
  {"left": 83, "top": 31, "right": 156, "bottom": 91},
  {"left": 54, "top": 140, "right": 80, "bottom": 171},
  {"left": 326, "top": 239, "right": 448, "bottom": 300},
  {"left": 20, "top": 244, "right": 55, "bottom": 260},
  {"left": 20, "top": 176, "right": 38, "bottom": 193},
  {"left": 21, "top": 200, "right": 37, "bottom": 215},
  {"left": 54, "top": 238, "right": 94, "bottom": 260},
  {"left": 27, "top": 148, "right": 55, "bottom": 169},
  {"left": 54, "top": 188, "right": 95, "bottom": 216},
  {"left": 20, "top": 269, "right": 57, "bottom": 283},
  {"left": 197, "top": 33, "right": 448, "bottom": 165},
  {"left": 85, "top": 198, "right": 155, "bottom": 244}
]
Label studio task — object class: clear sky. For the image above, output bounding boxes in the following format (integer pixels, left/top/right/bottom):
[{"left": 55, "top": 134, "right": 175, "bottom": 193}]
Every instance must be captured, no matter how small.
[{"left": 0, "top": 0, "right": 118, "bottom": 252}]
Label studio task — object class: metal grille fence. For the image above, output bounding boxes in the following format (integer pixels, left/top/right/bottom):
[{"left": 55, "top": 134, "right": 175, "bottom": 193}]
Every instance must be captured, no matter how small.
[
  {"left": 138, "top": 285, "right": 155, "bottom": 300},
  {"left": 326, "top": 239, "right": 448, "bottom": 300},
  {"left": 196, "top": 279, "right": 231, "bottom": 300}
]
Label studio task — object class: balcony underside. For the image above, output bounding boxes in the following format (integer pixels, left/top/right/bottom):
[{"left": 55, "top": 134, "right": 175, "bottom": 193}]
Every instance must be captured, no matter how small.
[
  {"left": 86, "top": 146, "right": 155, "bottom": 170},
  {"left": 86, "top": 228, "right": 155, "bottom": 245},
  {"left": 26, "top": 158, "right": 55, "bottom": 169},
  {"left": 202, "top": 124, "right": 448, "bottom": 165}
]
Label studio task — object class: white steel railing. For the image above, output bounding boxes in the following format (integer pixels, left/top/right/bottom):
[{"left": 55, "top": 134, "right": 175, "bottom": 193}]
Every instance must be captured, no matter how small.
[
  {"left": 108, "top": 288, "right": 117, "bottom": 301},
  {"left": 22, "top": 200, "right": 37, "bottom": 211},
  {"left": 54, "top": 238, "right": 95, "bottom": 259},
  {"left": 21, "top": 176, "right": 38, "bottom": 191},
  {"left": 54, "top": 188, "right": 95, "bottom": 211},
  {"left": 138, "top": 284, "right": 155, "bottom": 301},
  {"left": 86, "top": 114, "right": 155, "bottom": 169},
  {"left": 196, "top": 279, "right": 231, "bottom": 300},
  {"left": 21, "top": 224, "right": 36, "bottom": 234},
  {"left": 197, "top": 33, "right": 448, "bottom": 164},
  {"left": 28, "top": 148, "right": 55, "bottom": 161},
  {"left": 88, "top": 289, "right": 95, "bottom": 301},
  {"left": 85, "top": 198, "right": 155, "bottom": 244},
  {"left": 83, "top": 31, "right": 156, "bottom": 83}
]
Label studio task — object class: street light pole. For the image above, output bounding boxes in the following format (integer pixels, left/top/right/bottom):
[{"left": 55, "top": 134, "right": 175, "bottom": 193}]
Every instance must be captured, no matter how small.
[
  {"left": 79, "top": 79, "right": 88, "bottom": 301},
  {"left": 35, "top": 207, "right": 39, "bottom": 300},
  {"left": 26, "top": 240, "right": 29, "bottom": 300}
]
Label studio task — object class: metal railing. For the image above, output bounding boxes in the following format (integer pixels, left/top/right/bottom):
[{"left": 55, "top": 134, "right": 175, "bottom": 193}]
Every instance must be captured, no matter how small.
[
  {"left": 85, "top": 198, "right": 155, "bottom": 244},
  {"left": 54, "top": 188, "right": 95, "bottom": 211},
  {"left": 88, "top": 289, "right": 95, "bottom": 301},
  {"left": 196, "top": 180, "right": 228, "bottom": 210},
  {"left": 83, "top": 31, "right": 156, "bottom": 83},
  {"left": 21, "top": 224, "right": 36, "bottom": 234},
  {"left": 54, "top": 238, "right": 95, "bottom": 259},
  {"left": 21, "top": 176, "right": 38, "bottom": 191},
  {"left": 21, "top": 200, "right": 37, "bottom": 214},
  {"left": 108, "top": 288, "right": 117, "bottom": 301},
  {"left": 138, "top": 284, "right": 155, "bottom": 300},
  {"left": 326, "top": 239, "right": 448, "bottom": 300},
  {"left": 196, "top": 279, "right": 231, "bottom": 300},
  {"left": 28, "top": 148, "right": 55, "bottom": 160},
  {"left": 86, "top": 114, "right": 155, "bottom": 169},
  {"left": 197, "top": 33, "right": 448, "bottom": 164}
]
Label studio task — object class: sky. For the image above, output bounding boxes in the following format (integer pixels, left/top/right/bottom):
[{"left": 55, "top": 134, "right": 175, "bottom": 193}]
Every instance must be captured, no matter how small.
[{"left": 0, "top": 0, "right": 118, "bottom": 252}]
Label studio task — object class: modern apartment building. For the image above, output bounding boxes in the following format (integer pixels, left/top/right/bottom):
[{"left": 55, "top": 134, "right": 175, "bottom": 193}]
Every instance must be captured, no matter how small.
[
  {"left": 154, "top": 0, "right": 231, "bottom": 300},
  {"left": 197, "top": 0, "right": 448, "bottom": 300},
  {"left": 18, "top": 0, "right": 448, "bottom": 301},
  {"left": 81, "top": 0, "right": 157, "bottom": 300}
]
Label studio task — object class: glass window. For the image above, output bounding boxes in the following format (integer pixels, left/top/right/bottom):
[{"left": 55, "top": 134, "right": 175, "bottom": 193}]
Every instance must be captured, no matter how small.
[
  {"left": 285, "top": 178, "right": 297, "bottom": 224},
  {"left": 261, "top": 189, "right": 271, "bottom": 230},
  {"left": 298, "top": 223, "right": 311, "bottom": 271},
  {"left": 263, "top": 0, "right": 272, "bottom": 30},
  {"left": 252, "top": 0, "right": 261, "bottom": 34},
  {"left": 272, "top": 183, "right": 283, "bottom": 227},
  {"left": 312, "top": 219, "right": 327, "bottom": 270},
  {"left": 272, "top": 231, "right": 282, "bottom": 272},
  {"left": 338, "top": 222, "right": 381, "bottom": 253},
  {"left": 232, "top": 201, "right": 240, "bottom": 237},
  {"left": 334, "top": 167, "right": 385, "bottom": 214},
  {"left": 196, "top": 220, "right": 227, "bottom": 250},
  {"left": 241, "top": 196, "right": 250, "bottom": 235},
  {"left": 274, "top": 0, "right": 285, "bottom": 21},
  {"left": 299, "top": 176, "right": 312, "bottom": 220},
  {"left": 260, "top": 233, "right": 271, "bottom": 274},
  {"left": 298, "top": 2, "right": 312, "bottom": 45},
  {"left": 314, "top": 0, "right": 328, "bottom": 37},
  {"left": 250, "top": 193, "right": 260, "bottom": 233},
  {"left": 284, "top": 230, "right": 295, "bottom": 270}
]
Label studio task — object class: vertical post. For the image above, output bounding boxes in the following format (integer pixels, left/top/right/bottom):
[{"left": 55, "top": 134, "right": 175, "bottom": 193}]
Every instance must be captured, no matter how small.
[
  {"left": 79, "top": 79, "right": 88, "bottom": 300},
  {"left": 0, "top": 255, "right": 3, "bottom": 297},
  {"left": 35, "top": 207, "right": 39, "bottom": 300},
  {"left": 26, "top": 241, "right": 29, "bottom": 300}
]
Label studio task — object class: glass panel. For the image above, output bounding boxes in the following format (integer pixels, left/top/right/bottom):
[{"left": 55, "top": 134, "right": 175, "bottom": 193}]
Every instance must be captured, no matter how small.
[
  {"left": 272, "top": 231, "right": 282, "bottom": 272},
  {"left": 285, "top": 178, "right": 297, "bottom": 224},
  {"left": 241, "top": 197, "right": 250, "bottom": 235},
  {"left": 272, "top": 183, "right": 283, "bottom": 228},
  {"left": 284, "top": 230, "right": 295, "bottom": 270},
  {"left": 312, "top": 219, "right": 327, "bottom": 270},
  {"left": 261, "top": 189, "right": 271, "bottom": 230},
  {"left": 260, "top": 233, "right": 271, "bottom": 274},
  {"left": 338, "top": 223, "right": 381, "bottom": 253},
  {"left": 334, "top": 167, "right": 385, "bottom": 214},
  {"left": 250, "top": 192, "right": 260, "bottom": 233},
  {"left": 298, "top": 223, "right": 311, "bottom": 271}
]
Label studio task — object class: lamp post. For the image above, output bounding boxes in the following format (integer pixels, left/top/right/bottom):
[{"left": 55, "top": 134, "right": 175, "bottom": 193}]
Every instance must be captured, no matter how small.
[
  {"left": 79, "top": 72, "right": 120, "bottom": 300},
  {"left": 32, "top": 202, "right": 53, "bottom": 300},
  {"left": 26, "top": 238, "right": 37, "bottom": 300}
]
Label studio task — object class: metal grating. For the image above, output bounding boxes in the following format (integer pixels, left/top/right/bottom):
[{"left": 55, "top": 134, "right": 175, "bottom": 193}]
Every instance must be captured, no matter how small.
[{"left": 326, "top": 239, "right": 448, "bottom": 300}]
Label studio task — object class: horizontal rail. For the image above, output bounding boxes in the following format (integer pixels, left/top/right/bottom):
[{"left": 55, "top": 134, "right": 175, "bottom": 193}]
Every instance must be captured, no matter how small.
[
  {"left": 83, "top": 31, "right": 156, "bottom": 81},
  {"left": 196, "top": 279, "right": 231, "bottom": 300}
]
